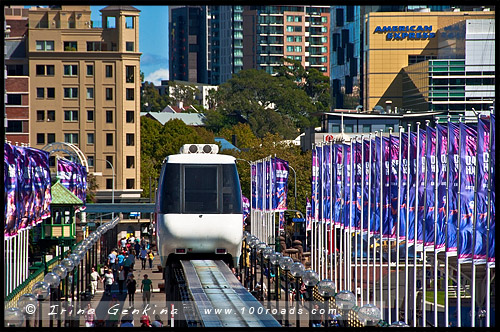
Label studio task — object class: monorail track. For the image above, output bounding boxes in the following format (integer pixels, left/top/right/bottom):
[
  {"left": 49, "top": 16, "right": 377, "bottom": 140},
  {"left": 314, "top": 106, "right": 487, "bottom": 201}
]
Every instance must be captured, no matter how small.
[{"left": 172, "top": 260, "right": 281, "bottom": 327}]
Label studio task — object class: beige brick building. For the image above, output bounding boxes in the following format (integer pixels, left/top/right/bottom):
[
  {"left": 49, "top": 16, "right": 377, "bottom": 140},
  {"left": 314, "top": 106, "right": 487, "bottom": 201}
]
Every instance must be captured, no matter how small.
[{"left": 27, "top": 5, "right": 142, "bottom": 200}]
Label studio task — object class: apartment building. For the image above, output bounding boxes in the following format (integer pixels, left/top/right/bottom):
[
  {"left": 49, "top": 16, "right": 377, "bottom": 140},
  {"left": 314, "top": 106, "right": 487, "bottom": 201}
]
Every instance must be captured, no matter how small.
[
  {"left": 27, "top": 5, "right": 142, "bottom": 201},
  {"left": 243, "top": 5, "right": 330, "bottom": 76}
]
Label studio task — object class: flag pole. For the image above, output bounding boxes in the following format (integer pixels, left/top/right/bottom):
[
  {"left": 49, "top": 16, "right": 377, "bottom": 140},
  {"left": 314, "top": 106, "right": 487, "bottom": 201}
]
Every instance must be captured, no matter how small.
[
  {"left": 355, "top": 135, "right": 360, "bottom": 300},
  {"left": 405, "top": 123, "right": 411, "bottom": 325},
  {"left": 445, "top": 115, "right": 451, "bottom": 326},
  {"left": 456, "top": 115, "right": 463, "bottom": 327},
  {"left": 396, "top": 125, "right": 403, "bottom": 321},
  {"left": 413, "top": 122, "right": 420, "bottom": 327},
  {"left": 349, "top": 137, "right": 354, "bottom": 291},
  {"left": 367, "top": 133, "right": 372, "bottom": 303},
  {"left": 330, "top": 140, "right": 334, "bottom": 282},
  {"left": 422, "top": 119, "right": 432, "bottom": 327},
  {"left": 433, "top": 119, "right": 439, "bottom": 327},
  {"left": 484, "top": 112, "right": 493, "bottom": 327},
  {"left": 379, "top": 129, "right": 384, "bottom": 319},
  {"left": 360, "top": 134, "right": 365, "bottom": 306},
  {"left": 388, "top": 126, "right": 394, "bottom": 324}
]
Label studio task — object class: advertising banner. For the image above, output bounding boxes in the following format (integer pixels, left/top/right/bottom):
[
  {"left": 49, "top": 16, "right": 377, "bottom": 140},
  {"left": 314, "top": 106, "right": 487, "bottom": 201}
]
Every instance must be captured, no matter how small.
[
  {"left": 322, "top": 145, "right": 331, "bottom": 224},
  {"left": 488, "top": 115, "right": 495, "bottom": 267},
  {"left": 474, "top": 118, "right": 489, "bottom": 264},
  {"left": 4, "top": 143, "right": 18, "bottom": 238},
  {"left": 416, "top": 129, "right": 426, "bottom": 249},
  {"left": 447, "top": 123, "right": 460, "bottom": 255},
  {"left": 424, "top": 126, "right": 436, "bottom": 250},
  {"left": 343, "top": 144, "right": 351, "bottom": 229},
  {"left": 371, "top": 136, "right": 381, "bottom": 235},
  {"left": 333, "top": 144, "right": 343, "bottom": 227},
  {"left": 435, "top": 124, "right": 447, "bottom": 252},
  {"left": 273, "top": 157, "right": 289, "bottom": 211}
]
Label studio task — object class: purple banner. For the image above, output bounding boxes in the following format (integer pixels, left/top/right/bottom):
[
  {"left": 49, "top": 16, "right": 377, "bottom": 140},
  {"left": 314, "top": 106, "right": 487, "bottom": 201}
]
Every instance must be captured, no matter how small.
[
  {"left": 322, "top": 145, "right": 331, "bottom": 224},
  {"left": 371, "top": 136, "right": 381, "bottom": 235},
  {"left": 416, "top": 129, "right": 426, "bottom": 249},
  {"left": 311, "top": 148, "right": 319, "bottom": 224},
  {"left": 408, "top": 131, "right": 417, "bottom": 243},
  {"left": 257, "top": 161, "right": 263, "bottom": 210},
  {"left": 458, "top": 123, "right": 476, "bottom": 263},
  {"left": 435, "top": 124, "right": 447, "bottom": 252},
  {"left": 317, "top": 145, "right": 323, "bottom": 223},
  {"left": 488, "top": 115, "right": 495, "bottom": 266},
  {"left": 381, "top": 136, "right": 391, "bottom": 239},
  {"left": 474, "top": 118, "right": 489, "bottom": 263},
  {"left": 399, "top": 133, "right": 408, "bottom": 242},
  {"left": 57, "top": 158, "right": 87, "bottom": 204},
  {"left": 30, "top": 149, "right": 51, "bottom": 225},
  {"left": 306, "top": 197, "right": 312, "bottom": 231},
  {"left": 265, "top": 159, "right": 270, "bottom": 211},
  {"left": 242, "top": 195, "right": 250, "bottom": 223},
  {"left": 447, "top": 122, "right": 459, "bottom": 255},
  {"left": 424, "top": 126, "right": 436, "bottom": 250},
  {"left": 343, "top": 144, "right": 351, "bottom": 228},
  {"left": 273, "top": 157, "right": 289, "bottom": 211},
  {"left": 333, "top": 144, "right": 343, "bottom": 227},
  {"left": 389, "top": 134, "right": 399, "bottom": 241},
  {"left": 251, "top": 164, "right": 256, "bottom": 209},
  {"left": 353, "top": 142, "right": 362, "bottom": 230},
  {"left": 279, "top": 211, "right": 285, "bottom": 231},
  {"left": 17, "top": 147, "right": 33, "bottom": 231},
  {"left": 4, "top": 143, "right": 18, "bottom": 238},
  {"left": 362, "top": 139, "right": 370, "bottom": 232}
]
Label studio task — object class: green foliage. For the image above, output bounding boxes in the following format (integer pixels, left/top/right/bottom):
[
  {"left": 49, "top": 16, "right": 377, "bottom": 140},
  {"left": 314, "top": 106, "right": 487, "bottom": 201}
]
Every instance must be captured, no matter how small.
[
  {"left": 168, "top": 81, "right": 199, "bottom": 108},
  {"left": 218, "top": 123, "right": 260, "bottom": 149},
  {"left": 141, "top": 81, "right": 171, "bottom": 112}
]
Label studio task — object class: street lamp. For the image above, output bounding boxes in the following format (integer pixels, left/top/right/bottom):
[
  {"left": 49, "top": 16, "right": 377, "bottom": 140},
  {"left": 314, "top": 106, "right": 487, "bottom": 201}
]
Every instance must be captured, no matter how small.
[
  {"left": 248, "top": 237, "right": 260, "bottom": 292},
  {"left": 302, "top": 269, "right": 319, "bottom": 327},
  {"left": 256, "top": 242, "right": 267, "bottom": 301},
  {"left": 270, "top": 252, "right": 282, "bottom": 316},
  {"left": 5, "top": 307, "right": 23, "bottom": 327},
  {"left": 43, "top": 273, "right": 61, "bottom": 327},
  {"left": 32, "top": 281, "right": 50, "bottom": 327},
  {"left": 358, "top": 304, "right": 382, "bottom": 327},
  {"left": 335, "top": 290, "right": 356, "bottom": 327},
  {"left": 279, "top": 256, "right": 294, "bottom": 326},
  {"left": 290, "top": 262, "right": 305, "bottom": 327},
  {"left": 17, "top": 294, "right": 37, "bottom": 327},
  {"left": 61, "top": 258, "right": 75, "bottom": 326},
  {"left": 263, "top": 247, "right": 274, "bottom": 307},
  {"left": 390, "top": 320, "right": 409, "bottom": 327},
  {"left": 318, "top": 279, "right": 336, "bottom": 327}
]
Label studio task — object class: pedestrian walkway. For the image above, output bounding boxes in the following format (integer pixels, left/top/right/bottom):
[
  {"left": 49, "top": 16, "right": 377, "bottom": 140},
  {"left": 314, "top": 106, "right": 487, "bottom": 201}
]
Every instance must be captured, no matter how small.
[{"left": 78, "top": 251, "right": 166, "bottom": 327}]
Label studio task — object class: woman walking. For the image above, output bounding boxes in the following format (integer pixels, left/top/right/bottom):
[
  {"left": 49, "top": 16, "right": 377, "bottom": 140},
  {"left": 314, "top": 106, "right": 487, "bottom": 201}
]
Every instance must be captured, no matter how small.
[
  {"left": 126, "top": 273, "right": 137, "bottom": 307},
  {"left": 118, "top": 265, "right": 126, "bottom": 294},
  {"left": 103, "top": 269, "right": 114, "bottom": 296},
  {"left": 140, "top": 246, "right": 148, "bottom": 270}
]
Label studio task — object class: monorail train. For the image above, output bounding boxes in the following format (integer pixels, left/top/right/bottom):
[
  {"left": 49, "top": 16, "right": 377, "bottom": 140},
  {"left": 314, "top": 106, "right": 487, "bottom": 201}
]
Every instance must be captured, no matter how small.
[{"left": 155, "top": 144, "right": 243, "bottom": 267}]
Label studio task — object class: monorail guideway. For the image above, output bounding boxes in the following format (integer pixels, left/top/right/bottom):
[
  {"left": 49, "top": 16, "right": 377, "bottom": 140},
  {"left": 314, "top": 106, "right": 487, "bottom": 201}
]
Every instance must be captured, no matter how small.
[{"left": 165, "top": 260, "right": 281, "bottom": 327}]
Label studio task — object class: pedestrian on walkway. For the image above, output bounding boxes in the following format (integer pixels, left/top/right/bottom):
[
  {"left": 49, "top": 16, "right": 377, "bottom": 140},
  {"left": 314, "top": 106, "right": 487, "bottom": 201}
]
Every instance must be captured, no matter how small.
[
  {"left": 103, "top": 269, "right": 114, "bottom": 296},
  {"left": 140, "top": 246, "right": 148, "bottom": 270},
  {"left": 90, "top": 266, "right": 101, "bottom": 295},
  {"left": 126, "top": 273, "right": 137, "bottom": 307},
  {"left": 141, "top": 274, "right": 152, "bottom": 307},
  {"left": 118, "top": 265, "right": 126, "bottom": 294},
  {"left": 148, "top": 250, "right": 155, "bottom": 269},
  {"left": 134, "top": 241, "right": 141, "bottom": 259},
  {"left": 123, "top": 251, "right": 133, "bottom": 276},
  {"left": 84, "top": 303, "right": 95, "bottom": 327}
]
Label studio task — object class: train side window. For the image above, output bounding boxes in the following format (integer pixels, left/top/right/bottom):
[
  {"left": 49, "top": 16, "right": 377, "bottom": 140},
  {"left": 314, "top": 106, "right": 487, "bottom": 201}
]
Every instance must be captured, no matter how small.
[{"left": 222, "top": 164, "right": 242, "bottom": 214}]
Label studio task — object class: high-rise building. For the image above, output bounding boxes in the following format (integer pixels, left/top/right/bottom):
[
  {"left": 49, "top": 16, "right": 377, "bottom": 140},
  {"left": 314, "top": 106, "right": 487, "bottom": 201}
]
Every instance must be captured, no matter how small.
[
  {"left": 5, "top": 6, "right": 30, "bottom": 145},
  {"left": 243, "top": 5, "right": 331, "bottom": 76},
  {"left": 27, "top": 5, "right": 142, "bottom": 201},
  {"left": 169, "top": 5, "right": 244, "bottom": 85}
]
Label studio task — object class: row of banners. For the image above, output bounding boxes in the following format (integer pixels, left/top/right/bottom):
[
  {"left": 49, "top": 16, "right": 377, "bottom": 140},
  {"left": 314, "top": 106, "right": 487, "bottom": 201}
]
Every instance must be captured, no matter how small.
[
  {"left": 4, "top": 143, "right": 87, "bottom": 238},
  {"left": 306, "top": 116, "right": 495, "bottom": 266}
]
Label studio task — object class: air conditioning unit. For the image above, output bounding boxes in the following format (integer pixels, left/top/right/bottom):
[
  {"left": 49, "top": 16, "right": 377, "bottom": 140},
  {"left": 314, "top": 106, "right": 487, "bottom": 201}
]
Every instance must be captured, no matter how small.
[{"left": 179, "top": 144, "right": 219, "bottom": 154}]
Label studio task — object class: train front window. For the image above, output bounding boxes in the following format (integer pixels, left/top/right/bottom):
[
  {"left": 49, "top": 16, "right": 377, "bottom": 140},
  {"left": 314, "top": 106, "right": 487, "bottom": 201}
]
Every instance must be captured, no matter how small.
[{"left": 184, "top": 166, "right": 218, "bottom": 213}]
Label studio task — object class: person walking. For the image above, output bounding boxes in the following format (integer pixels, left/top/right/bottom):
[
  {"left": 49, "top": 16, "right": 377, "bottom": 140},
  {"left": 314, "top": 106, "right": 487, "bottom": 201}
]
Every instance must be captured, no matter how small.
[
  {"left": 123, "top": 251, "right": 133, "bottom": 276},
  {"left": 84, "top": 303, "right": 95, "bottom": 327},
  {"left": 103, "top": 269, "right": 114, "bottom": 296},
  {"left": 90, "top": 266, "right": 101, "bottom": 296},
  {"left": 134, "top": 241, "right": 141, "bottom": 260},
  {"left": 148, "top": 250, "right": 155, "bottom": 269},
  {"left": 140, "top": 246, "right": 148, "bottom": 270},
  {"left": 126, "top": 273, "right": 137, "bottom": 307},
  {"left": 118, "top": 265, "right": 126, "bottom": 294},
  {"left": 141, "top": 274, "right": 153, "bottom": 307}
]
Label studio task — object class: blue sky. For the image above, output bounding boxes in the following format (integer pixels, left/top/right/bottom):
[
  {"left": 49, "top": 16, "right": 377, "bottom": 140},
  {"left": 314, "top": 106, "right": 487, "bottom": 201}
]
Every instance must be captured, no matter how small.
[{"left": 90, "top": 5, "right": 169, "bottom": 85}]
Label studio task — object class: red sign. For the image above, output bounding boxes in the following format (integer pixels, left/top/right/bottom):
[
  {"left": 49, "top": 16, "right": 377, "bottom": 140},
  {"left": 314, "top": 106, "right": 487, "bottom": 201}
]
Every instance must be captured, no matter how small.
[{"left": 324, "top": 134, "right": 335, "bottom": 142}]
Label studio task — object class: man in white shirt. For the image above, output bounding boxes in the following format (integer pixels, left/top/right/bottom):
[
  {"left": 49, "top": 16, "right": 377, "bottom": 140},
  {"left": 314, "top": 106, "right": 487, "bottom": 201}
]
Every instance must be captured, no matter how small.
[{"left": 90, "top": 267, "right": 101, "bottom": 295}]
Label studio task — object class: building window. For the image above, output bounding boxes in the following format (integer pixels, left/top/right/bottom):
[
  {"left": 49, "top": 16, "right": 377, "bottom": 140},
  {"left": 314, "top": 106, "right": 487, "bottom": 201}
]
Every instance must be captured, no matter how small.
[
  {"left": 86, "top": 41, "right": 102, "bottom": 51},
  {"left": 47, "top": 110, "right": 55, "bottom": 121},
  {"left": 37, "top": 110, "right": 45, "bottom": 121},
  {"left": 36, "top": 40, "right": 54, "bottom": 51},
  {"left": 64, "top": 133, "right": 79, "bottom": 144},
  {"left": 126, "top": 42, "right": 134, "bottom": 52},
  {"left": 126, "top": 179, "right": 135, "bottom": 189},
  {"left": 294, "top": 46, "right": 302, "bottom": 52},
  {"left": 63, "top": 64, "right": 78, "bottom": 76},
  {"left": 64, "top": 110, "right": 78, "bottom": 121},
  {"left": 105, "top": 65, "right": 113, "bottom": 77},
  {"left": 106, "top": 156, "right": 113, "bottom": 169},
  {"left": 106, "top": 178, "right": 113, "bottom": 189},
  {"left": 106, "top": 16, "right": 116, "bottom": 29},
  {"left": 63, "top": 41, "right": 77, "bottom": 51},
  {"left": 126, "top": 110, "right": 134, "bottom": 123},
  {"left": 87, "top": 133, "right": 94, "bottom": 145},
  {"left": 126, "top": 88, "right": 134, "bottom": 100},
  {"left": 125, "top": 16, "right": 134, "bottom": 29},
  {"left": 47, "top": 88, "right": 55, "bottom": 98},
  {"left": 7, "top": 64, "right": 24, "bottom": 75},
  {"left": 64, "top": 87, "right": 78, "bottom": 99},
  {"left": 87, "top": 110, "right": 94, "bottom": 122},
  {"left": 6, "top": 120, "right": 23, "bottom": 133},
  {"left": 47, "top": 133, "right": 56, "bottom": 143},
  {"left": 287, "top": 45, "right": 294, "bottom": 52},
  {"left": 126, "top": 156, "right": 135, "bottom": 168},
  {"left": 106, "top": 110, "right": 113, "bottom": 123},
  {"left": 87, "top": 64, "right": 94, "bottom": 76},
  {"left": 37, "top": 133, "right": 45, "bottom": 144},
  {"left": 106, "top": 133, "right": 113, "bottom": 146},
  {"left": 36, "top": 88, "right": 44, "bottom": 98},
  {"left": 86, "top": 87, "right": 94, "bottom": 99},
  {"left": 87, "top": 156, "right": 94, "bottom": 167},
  {"left": 36, "top": 65, "right": 54, "bottom": 76},
  {"left": 286, "top": 26, "right": 294, "bottom": 32},
  {"left": 126, "top": 133, "right": 135, "bottom": 146},
  {"left": 126, "top": 66, "right": 135, "bottom": 83},
  {"left": 106, "top": 88, "right": 113, "bottom": 100},
  {"left": 7, "top": 94, "right": 22, "bottom": 105}
]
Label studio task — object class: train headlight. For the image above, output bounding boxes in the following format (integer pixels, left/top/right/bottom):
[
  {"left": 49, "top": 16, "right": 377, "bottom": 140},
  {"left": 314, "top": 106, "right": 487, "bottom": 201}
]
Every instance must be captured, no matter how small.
[
  {"left": 189, "top": 145, "right": 198, "bottom": 153},
  {"left": 179, "top": 144, "right": 219, "bottom": 154}
]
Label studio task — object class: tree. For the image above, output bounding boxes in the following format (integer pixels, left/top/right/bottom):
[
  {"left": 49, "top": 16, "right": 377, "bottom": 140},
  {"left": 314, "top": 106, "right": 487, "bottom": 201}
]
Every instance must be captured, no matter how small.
[
  {"left": 141, "top": 82, "right": 171, "bottom": 112},
  {"left": 218, "top": 123, "right": 260, "bottom": 149},
  {"left": 168, "top": 81, "right": 199, "bottom": 109}
]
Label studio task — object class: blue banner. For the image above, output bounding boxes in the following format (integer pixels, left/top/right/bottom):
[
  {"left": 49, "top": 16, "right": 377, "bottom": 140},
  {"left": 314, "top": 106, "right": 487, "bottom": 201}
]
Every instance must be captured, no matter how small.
[
  {"left": 257, "top": 161, "right": 263, "bottom": 210},
  {"left": 242, "top": 195, "right": 250, "bottom": 224},
  {"left": 488, "top": 115, "right": 495, "bottom": 267},
  {"left": 458, "top": 123, "right": 476, "bottom": 263},
  {"left": 474, "top": 118, "right": 489, "bottom": 264},
  {"left": 447, "top": 123, "right": 459, "bottom": 255},
  {"left": 317, "top": 145, "right": 323, "bottom": 223},
  {"left": 343, "top": 144, "right": 351, "bottom": 229},
  {"left": 362, "top": 139, "right": 370, "bottom": 232},
  {"left": 353, "top": 142, "right": 362, "bottom": 230},
  {"left": 381, "top": 136, "right": 391, "bottom": 239},
  {"left": 4, "top": 143, "right": 18, "bottom": 238},
  {"left": 322, "top": 145, "right": 331, "bottom": 224},
  {"left": 251, "top": 164, "right": 256, "bottom": 209},
  {"left": 371, "top": 136, "right": 381, "bottom": 235},
  {"left": 408, "top": 132, "right": 417, "bottom": 243},
  {"left": 333, "top": 144, "right": 343, "bottom": 227},
  {"left": 312, "top": 147, "right": 319, "bottom": 224},
  {"left": 306, "top": 197, "right": 312, "bottom": 231},
  {"left": 416, "top": 129, "right": 426, "bottom": 249},
  {"left": 273, "top": 157, "right": 289, "bottom": 211},
  {"left": 424, "top": 126, "right": 436, "bottom": 250},
  {"left": 399, "top": 133, "right": 408, "bottom": 242}
]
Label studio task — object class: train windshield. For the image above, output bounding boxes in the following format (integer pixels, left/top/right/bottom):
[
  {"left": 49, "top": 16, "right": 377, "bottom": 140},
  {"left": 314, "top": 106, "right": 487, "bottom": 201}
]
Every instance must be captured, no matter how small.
[{"left": 158, "top": 163, "right": 242, "bottom": 214}]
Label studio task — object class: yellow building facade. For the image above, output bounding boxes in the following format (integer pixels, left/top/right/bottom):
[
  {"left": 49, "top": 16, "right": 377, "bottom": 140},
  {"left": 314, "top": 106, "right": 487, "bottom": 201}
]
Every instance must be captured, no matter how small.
[
  {"left": 27, "top": 5, "right": 142, "bottom": 199},
  {"left": 363, "top": 10, "right": 494, "bottom": 111}
]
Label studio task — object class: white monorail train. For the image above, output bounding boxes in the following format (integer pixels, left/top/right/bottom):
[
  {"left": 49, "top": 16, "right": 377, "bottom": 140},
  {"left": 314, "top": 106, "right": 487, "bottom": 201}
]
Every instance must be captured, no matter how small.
[{"left": 155, "top": 144, "right": 243, "bottom": 267}]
